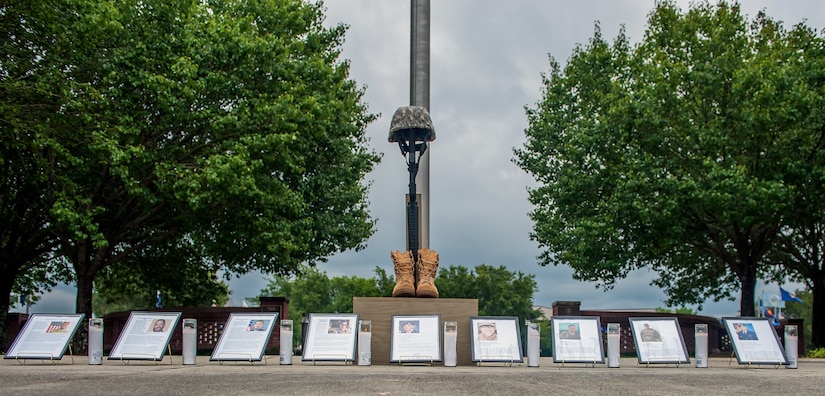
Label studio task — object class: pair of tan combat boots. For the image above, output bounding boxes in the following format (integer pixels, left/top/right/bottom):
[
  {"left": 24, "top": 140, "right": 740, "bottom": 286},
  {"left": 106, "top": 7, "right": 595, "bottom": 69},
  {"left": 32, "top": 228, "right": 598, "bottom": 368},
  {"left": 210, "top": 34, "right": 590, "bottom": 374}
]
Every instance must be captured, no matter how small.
[{"left": 390, "top": 248, "right": 439, "bottom": 298}]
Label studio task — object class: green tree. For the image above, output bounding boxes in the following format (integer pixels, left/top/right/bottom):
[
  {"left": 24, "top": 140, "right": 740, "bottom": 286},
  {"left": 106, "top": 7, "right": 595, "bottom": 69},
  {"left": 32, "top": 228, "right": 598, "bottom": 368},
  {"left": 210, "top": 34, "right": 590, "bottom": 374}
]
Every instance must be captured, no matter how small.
[
  {"left": 329, "top": 268, "right": 394, "bottom": 313},
  {"left": 538, "top": 320, "right": 553, "bottom": 357},
  {"left": 0, "top": 0, "right": 96, "bottom": 351},
  {"left": 1, "top": 0, "right": 380, "bottom": 335},
  {"left": 92, "top": 240, "right": 230, "bottom": 317},
  {"left": 437, "top": 265, "right": 541, "bottom": 325},
  {"left": 256, "top": 265, "right": 391, "bottom": 347},
  {"left": 768, "top": 217, "right": 825, "bottom": 348},
  {"left": 515, "top": 1, "right": 825, "bottom": 318},
  {"left": 655, "top": 306, "right": 698, "bottom": 315}
]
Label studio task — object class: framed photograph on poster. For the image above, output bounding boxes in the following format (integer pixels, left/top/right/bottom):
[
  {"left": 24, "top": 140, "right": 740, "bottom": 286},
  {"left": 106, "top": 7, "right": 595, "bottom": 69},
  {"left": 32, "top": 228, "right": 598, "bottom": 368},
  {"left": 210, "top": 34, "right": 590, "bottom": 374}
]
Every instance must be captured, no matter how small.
[
  {"left": 469, "top": 316, "right": 523, "bottom": 363},
  {"left": 722, "top": 317, "right": 787, "bottom": 365},
  {"left": 109, "top": 311, "right": 181, "bottom": 361},
  {"left": 4, "top": 313, "right": 85, "bottom": 361},
  {"left": 628, "top": 317, "right": 690, "bottom": 365},
  {"left": 390, "top": 314, "right": 441, "bottom": 363},
  {"left": 551, "top": 316, "right": 605, "bottom": 364},
  {"left": 301, "top": 313, "right": 358, "bottom": 362},
  {"left": 210, "top": 312, "right": 279, "bottom": 362}
]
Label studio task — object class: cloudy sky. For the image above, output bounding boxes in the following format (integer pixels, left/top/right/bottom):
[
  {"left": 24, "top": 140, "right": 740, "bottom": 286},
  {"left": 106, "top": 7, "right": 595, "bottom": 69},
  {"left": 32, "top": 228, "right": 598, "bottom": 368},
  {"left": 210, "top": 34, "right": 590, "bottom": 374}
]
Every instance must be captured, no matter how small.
[{"left": 19, "top": 1, "right": 825, "bottom": 317}]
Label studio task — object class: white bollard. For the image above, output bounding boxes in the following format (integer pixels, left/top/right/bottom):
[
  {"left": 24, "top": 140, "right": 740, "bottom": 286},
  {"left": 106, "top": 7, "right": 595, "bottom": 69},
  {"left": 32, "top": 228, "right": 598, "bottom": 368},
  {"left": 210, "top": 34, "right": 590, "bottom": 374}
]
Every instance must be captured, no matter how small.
[
  {"left": 526, "top": 320, "right": 540, "bottom": 367},
  {"left": 443, "top": 321, "right": 457, "bottom": 367},
  {"left": 280, "top": 319, "right": 293, "bottom": 365},
  {"left": 358, "top": 320, "right": 372, "bottom": 366},
  {"left": 182, "top": 318, "right": 197, "bottom": 365},
  {"left": 785, "top": 325, "right": 798, "bottom": 369},
  {"left": 607, "top": 323, "right": 620, "bottom": 368},
  {"left": 88, "top": 318, "right": 103, "bottom": 365},
  {"left": 695, "top": 324, "right": 708, "bottom": 368}
]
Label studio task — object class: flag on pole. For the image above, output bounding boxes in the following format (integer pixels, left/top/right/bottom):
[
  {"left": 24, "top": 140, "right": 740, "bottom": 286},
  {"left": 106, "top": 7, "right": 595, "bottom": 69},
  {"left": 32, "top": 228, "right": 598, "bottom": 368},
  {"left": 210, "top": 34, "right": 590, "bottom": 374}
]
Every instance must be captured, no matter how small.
[
  {"left": 780, "top": 287, "right": 803, "bottom": 303},
  {"left": 763, "top": 308, "right": 778, "bottom": 325},
  {"left": 764, "top": 292, "right": 783, "bottom": 308}
]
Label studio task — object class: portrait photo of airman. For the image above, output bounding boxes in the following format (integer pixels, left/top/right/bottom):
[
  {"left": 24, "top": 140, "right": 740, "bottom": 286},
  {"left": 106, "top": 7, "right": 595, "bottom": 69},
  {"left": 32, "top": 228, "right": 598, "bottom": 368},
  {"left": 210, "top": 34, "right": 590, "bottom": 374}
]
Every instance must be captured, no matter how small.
[
  {"left": 477, "top": 322, "right": 497, "bottom": 341},
  {"left": 328, "top": 319, "right": 353, "bottom": 334},
  {"left": 150, "top": 318, "right": 168, "bottom": 333},
  {"left": 399, "top": 320, "right": 419, "bottom": 334},
  {"left": 639, "top": 323, "right": 662, "bottom": 342},
  {"left": 558, "top": 323, "right": 580, "bottom": 340}
]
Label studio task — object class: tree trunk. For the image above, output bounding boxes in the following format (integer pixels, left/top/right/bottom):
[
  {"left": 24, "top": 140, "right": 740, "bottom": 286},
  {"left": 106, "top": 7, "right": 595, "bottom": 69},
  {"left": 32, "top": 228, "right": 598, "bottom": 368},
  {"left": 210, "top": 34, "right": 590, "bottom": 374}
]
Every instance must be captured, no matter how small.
[
  {"left": 72, "top": 271, "right": 95, "bottom": 354},
  {"left": 811, "top": 277, "right": 825, "bottom": 349},
  {"left": 738, "top": 267, "right": 757, "bottom": 317},
  {"left": 70, "top": 240, "right": 100, "bottom": 354},
  {"left": 0, "top": 273, "right": 15, "bottom": 353}
]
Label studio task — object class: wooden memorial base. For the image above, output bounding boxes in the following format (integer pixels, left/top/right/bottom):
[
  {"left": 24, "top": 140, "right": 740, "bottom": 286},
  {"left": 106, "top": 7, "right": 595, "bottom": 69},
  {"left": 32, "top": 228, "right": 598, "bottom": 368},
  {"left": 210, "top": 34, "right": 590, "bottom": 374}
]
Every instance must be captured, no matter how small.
[{"left": 353, "top": 297, "right": 478, "bottom": 366}]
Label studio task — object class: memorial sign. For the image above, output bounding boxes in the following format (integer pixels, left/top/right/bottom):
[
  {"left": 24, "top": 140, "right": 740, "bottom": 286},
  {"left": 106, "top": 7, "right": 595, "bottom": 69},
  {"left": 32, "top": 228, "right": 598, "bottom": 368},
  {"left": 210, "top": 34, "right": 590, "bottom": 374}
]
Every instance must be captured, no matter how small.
[
  {"left": 551, "top": 316, "right": 605, "bottom": 364},
  {"left": 390, "top": 314, "right": 441, "bottom": 363},
  {"left": 722, "top": 317, "right": 787, "bottom": 366},
  {"left": 301, "top": 313, "right": 358, "bottom": 363},
  {"left": 4, "top": 313, "right": 85, "bottom": 361},
  {"left": 629, "top": 317, "right": 690, "bottom": 365},
  {"left": 469, "top": 316, "right": 523, "bottom": 364},
  {"left": 210, "top": 312, "right": 278, "bottom": 362},
  {"left": 109, "top": 311, "right": 181, "bottom": 361}
]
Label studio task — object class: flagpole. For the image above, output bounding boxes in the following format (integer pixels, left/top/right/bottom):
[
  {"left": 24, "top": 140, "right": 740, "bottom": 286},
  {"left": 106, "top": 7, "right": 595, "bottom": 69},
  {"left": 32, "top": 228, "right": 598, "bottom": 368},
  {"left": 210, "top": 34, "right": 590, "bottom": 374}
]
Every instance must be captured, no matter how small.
[
  {"left": 758, "top": 286, "right": 765, "bottom": 317},
  {"left": 777, "top": 284, "right": 785, "bottom": 322}
]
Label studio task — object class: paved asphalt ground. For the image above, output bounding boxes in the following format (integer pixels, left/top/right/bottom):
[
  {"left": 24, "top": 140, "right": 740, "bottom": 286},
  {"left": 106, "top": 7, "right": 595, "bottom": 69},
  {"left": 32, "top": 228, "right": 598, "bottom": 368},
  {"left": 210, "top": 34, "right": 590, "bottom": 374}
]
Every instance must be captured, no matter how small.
[{"left": 1, "top": 356, "right": 824, "bottom": 395}]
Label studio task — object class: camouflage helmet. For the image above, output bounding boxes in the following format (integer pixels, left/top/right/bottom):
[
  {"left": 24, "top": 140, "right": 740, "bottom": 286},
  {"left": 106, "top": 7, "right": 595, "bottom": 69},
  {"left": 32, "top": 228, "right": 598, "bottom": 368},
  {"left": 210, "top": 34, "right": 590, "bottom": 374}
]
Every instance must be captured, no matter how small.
[{"left": 388, "top": 106, "right": 436, "bottom": 142}]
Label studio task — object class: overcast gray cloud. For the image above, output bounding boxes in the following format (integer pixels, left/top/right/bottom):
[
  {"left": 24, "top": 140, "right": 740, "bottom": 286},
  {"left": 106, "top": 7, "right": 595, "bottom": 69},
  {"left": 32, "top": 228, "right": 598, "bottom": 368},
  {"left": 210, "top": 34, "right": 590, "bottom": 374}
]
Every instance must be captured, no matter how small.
[{"left": 19, "top": 1, "right": 823, "bottom": 317}]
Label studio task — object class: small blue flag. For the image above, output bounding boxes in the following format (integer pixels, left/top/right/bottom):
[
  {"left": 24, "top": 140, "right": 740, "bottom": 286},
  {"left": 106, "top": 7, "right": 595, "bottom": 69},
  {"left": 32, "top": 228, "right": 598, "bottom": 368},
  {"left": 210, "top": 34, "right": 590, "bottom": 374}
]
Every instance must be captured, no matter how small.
[{"left": 780, "top": 287, "right": 803, "bottom": 303}]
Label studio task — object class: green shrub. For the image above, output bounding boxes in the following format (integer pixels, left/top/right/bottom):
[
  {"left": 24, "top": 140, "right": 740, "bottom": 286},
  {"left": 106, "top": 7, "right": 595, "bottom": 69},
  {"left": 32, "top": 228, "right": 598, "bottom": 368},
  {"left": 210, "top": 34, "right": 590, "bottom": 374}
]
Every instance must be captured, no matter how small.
[{"left": 806, "top": 348, "right": 825, "bottom": 358}]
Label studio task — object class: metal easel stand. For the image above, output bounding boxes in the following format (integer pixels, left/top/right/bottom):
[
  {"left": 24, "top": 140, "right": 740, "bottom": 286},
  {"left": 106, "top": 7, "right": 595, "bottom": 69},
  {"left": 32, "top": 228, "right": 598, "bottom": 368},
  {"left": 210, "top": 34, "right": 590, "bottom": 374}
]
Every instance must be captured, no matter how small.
[
  {"left": 311, "top": 354, "right": 350, "bottom": 366},
  {"left": 216, "top": 352, "right": 265, "bottom": 365},
  {"left": 14, "top": 346, "right": 75, "bottom": 365},
  {"left": 399, "top": 356, "right": 434, "bottom": 366},
  {"left": 476, "top": 355, "right": 515, "bottom": 367}
]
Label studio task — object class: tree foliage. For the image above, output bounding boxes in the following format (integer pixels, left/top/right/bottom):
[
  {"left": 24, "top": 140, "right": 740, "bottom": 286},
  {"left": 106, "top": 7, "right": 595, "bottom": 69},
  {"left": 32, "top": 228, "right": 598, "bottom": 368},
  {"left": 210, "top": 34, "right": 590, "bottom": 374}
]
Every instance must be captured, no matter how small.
[
  {"left": 255, "top": 265, "right": 392, "bottom": 346},
  {"left": 0, "top": 0, "right": 380, "bottom": 335},
  {"left": 766, "top": 162, "right": 825, "bottom": 349},
  {"left": 0, "top": 0, "right": 91, "bottom": 352},
  {"left": 515, "top": 1, "right": 825, "bottom": 319},
  {"left": 436, "top": 264, "right": 541, "bottom": 324},
  {"left": 766, "top": 222, "right": 825, "bottom": 348},
  {"left": 92, "top": 241, "right": 230, "bottom": 317},
  {"left": 1, "top": 0, "right": 380, "bottom": 353},
  {"left": 655, "top": 306, "right": 698, "bottom": 315}
]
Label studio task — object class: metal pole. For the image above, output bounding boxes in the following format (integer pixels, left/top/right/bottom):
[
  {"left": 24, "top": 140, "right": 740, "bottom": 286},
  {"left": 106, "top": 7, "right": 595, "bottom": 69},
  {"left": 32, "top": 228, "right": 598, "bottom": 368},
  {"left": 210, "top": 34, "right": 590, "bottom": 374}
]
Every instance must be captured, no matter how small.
[{"left": 410, "top": 0, "right": 430, "bottom": 251}]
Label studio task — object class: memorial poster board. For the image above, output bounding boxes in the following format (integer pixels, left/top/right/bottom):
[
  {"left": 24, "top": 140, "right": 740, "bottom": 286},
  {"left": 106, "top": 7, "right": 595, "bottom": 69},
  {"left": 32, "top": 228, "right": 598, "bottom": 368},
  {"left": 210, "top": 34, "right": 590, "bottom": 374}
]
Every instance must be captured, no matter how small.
[
  {"left": 109, "top": 311, "right": 181, "bottom": 361},
  {"left": 301, "top": 313, "right": 358, "bottom": 362},
  {"left": 550, "top": 316, "right": 605, "bottom": 364},
  {"left": 628, "top": 317, "right": 690, "bottom": 365},
  {"left": 4, "top": 313, "right": 85, "bottom": 360},
  {"left": 722, "top": 317, "right": 787, "bottom": 365},
  {"left": 209, "top": 312, "right": 279, "bottom": 362},
  {"left": 389, "top": 314, "right": 441, "bottom": 363},
  {"left": 469, "top": 316, "right": 523, "bottom": 363}
]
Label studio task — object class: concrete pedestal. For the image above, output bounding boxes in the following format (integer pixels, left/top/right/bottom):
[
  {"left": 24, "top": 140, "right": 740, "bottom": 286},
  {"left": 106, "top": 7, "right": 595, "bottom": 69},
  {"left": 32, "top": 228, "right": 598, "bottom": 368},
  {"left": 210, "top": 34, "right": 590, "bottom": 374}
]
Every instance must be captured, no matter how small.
[{"left": 353, "top": 297, "right": 478, "bottom": 366}]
